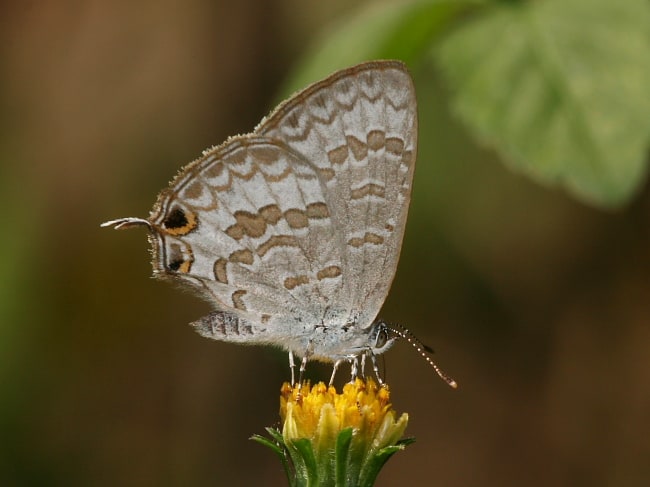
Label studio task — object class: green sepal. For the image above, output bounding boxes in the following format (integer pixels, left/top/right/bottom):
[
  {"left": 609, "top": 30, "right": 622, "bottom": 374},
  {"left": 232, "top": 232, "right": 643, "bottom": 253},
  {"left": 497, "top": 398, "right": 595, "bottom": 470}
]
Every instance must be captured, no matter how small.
[
  {"left": 358, "top": 438, "right": 416, "bottom": 487},
  {"left": 286, "top": 438, "right": 319, "bottom": 486},
  {"left": 265, "top": 427, "right": 286, "bottom": 445},
  {"left": 251, "top": 428, "right": 294, "bottom": 486},
  {"left": 335, "top": 427, "right": 354, "bottom": 486},
  {"left": 396, "top": 437, "right": 417, "bottom": 448}
]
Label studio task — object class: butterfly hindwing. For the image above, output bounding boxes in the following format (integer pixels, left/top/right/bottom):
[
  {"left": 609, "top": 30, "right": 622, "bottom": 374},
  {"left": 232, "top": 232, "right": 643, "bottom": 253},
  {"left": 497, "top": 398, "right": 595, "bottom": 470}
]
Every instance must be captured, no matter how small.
[{"left": 256, "top": 61, "right": 417, "bottom": 329}]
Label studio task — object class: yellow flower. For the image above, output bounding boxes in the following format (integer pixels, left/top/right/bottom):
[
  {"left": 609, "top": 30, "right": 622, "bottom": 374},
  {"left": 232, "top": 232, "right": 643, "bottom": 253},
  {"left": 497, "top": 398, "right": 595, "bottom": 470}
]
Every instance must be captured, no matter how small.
[
  {"left": 281, "top": 379, "right": 407, "bottom": 446},
  {"left": 257, "top": 378, "right": 411, "bottom": 486}
]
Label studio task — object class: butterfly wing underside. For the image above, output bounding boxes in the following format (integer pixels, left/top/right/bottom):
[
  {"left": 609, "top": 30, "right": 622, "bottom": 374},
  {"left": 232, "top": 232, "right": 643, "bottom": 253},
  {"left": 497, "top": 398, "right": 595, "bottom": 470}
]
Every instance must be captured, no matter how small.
[
  {"left": 147, "top": 137, "right": 345, "bottom": 346},
  {"left": 256, "top": 61, "right": 418, "bottom": 330},
  {"left": 135, "top": 60, "right": 416, "bottom": 353}
]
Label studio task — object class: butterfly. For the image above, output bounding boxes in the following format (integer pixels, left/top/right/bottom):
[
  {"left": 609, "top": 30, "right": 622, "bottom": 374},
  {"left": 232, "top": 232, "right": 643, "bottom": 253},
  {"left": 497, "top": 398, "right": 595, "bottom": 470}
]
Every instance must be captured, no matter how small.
[{"left": 103, "top": 60, "right": 456, "bottom": 388}]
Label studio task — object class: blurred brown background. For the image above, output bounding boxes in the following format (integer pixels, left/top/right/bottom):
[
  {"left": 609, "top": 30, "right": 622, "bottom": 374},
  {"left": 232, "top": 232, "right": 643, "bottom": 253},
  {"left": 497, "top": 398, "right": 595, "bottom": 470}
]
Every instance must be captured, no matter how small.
[{"left": 1, "top": 1, "right": 649, "bottom": 486}]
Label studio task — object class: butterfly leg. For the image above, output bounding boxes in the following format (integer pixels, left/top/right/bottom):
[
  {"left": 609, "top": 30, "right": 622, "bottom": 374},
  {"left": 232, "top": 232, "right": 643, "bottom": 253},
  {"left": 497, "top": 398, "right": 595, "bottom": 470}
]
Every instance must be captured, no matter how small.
[
  {"left": 368, "top": 350, "right": 384, "bottom": 386},
  {"left": 298, "top": 355, "right": 309, "bottom": 385},
  {"left": 297, "top": 341, "right": 314, "bottom": 385},
  {"left": 289, "top": 350, "right": 296, "bottom": 386},
  {"left": 329, "top": 359, "right": 344, "bottom": 386},
  {"left": 349, "top": 357, "right": 359, "bottom": 383},
  {"left": 360, "top": 353, "right": 367, "bottom": 378}
]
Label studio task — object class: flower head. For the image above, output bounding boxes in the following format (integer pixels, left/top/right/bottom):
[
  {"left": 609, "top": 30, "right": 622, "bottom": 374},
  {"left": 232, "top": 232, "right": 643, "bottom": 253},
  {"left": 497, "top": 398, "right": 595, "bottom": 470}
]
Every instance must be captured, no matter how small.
[
  {"left": 281, "top": 378, "right": 407, "bottom": 446},
  {"left": 254, "top": 379, "right": 412, "bottom": 486}
]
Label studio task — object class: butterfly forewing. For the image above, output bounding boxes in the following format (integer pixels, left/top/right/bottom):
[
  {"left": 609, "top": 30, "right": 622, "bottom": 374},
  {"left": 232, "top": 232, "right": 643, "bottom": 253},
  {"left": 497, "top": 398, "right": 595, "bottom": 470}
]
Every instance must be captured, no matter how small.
[{"left": 148, "top": 137, "right": 346, "bottom": 335}]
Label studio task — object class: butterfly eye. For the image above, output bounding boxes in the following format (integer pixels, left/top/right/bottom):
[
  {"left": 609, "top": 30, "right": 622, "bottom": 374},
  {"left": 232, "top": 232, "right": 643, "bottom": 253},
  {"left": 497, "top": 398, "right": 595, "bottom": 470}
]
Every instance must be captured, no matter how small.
[{"left": 374, "top": 328, "right": 388, "bottom": 349}]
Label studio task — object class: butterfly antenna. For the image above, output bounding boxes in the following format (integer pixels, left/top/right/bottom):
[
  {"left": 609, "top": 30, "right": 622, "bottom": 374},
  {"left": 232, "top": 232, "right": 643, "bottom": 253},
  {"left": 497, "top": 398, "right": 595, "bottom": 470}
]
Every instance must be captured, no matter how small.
[
  {"left": 101, "top": 217, "right": 153, "bottom": 231},
  {"left": 388, "top": 323, "right": 458, "bottom": 389}
]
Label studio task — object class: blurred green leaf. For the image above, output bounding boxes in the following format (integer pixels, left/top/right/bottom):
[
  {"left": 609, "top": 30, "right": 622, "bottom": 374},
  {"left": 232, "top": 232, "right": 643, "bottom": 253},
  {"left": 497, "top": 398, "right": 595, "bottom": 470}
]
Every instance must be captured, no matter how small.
[
  {"left": 437, "top": 0, "right": 650, "bottom": 207},
  {"left": 280, "top": 0, "right": 474, "bottom": 95}
]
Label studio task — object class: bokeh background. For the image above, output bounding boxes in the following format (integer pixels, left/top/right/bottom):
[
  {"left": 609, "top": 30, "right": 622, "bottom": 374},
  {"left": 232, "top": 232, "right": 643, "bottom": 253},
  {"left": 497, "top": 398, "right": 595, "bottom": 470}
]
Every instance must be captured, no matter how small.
[{"left": 1, "top": 1, "right": 649, "bottom": 486}]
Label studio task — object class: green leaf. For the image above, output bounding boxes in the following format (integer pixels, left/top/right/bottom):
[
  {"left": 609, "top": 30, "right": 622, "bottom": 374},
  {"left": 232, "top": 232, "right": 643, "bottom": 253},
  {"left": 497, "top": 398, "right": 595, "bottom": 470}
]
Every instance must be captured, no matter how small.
[
  {"left": 437, "top": 0, "right": 650, "bottom": 207},
  {"left": 281, "top": 0, "right": 473, "bottom": 96}
]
